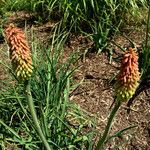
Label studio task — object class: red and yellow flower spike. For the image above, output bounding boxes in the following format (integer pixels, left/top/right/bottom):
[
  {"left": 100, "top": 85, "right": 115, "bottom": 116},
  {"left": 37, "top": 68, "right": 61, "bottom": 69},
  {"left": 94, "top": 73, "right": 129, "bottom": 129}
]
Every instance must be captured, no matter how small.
[
  {"left": 115, "top": 48, "right": 140, "bottom": 102},
  {"left": 5, "top": 24, "right": 33, "bottom": 81}
]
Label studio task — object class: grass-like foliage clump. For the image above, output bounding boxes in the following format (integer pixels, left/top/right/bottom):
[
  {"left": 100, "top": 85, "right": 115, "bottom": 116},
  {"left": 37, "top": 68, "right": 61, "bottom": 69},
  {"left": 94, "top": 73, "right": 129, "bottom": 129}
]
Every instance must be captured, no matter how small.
[
  {"left": 0, "top": 26, "right": 95, "bottom": 149},
  {"left": 0, "top": 0, "right": 149, "bottom": 52}
]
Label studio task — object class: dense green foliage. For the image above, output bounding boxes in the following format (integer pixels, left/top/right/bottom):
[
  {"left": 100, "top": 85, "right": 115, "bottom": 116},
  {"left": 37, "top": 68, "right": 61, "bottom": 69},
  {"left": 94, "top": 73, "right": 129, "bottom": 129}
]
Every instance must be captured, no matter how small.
[{"left": 0, "top": 0, "right": 148, "bottom": 51}]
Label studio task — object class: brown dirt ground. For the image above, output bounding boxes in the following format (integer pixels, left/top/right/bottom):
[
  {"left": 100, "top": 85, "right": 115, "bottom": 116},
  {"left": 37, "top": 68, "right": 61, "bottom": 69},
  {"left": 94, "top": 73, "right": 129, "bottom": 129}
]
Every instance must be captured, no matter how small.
[{"left": 0, "top": 11, "right": 150, "bottom": 150}]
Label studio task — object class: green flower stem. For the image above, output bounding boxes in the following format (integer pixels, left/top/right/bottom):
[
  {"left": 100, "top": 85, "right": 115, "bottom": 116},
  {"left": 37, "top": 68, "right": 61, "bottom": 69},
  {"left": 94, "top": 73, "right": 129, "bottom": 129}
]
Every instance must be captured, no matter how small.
[
  {"left": 25, "top": 80, "right": 52, "bottom": 150},
  {"left": 95, "top": 101, "right": 121, "bottom": 150}
]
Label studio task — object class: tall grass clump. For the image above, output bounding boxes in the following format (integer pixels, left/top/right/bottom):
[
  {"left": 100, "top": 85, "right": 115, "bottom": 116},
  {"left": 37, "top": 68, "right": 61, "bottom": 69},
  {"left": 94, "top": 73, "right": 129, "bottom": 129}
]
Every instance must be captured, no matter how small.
[
  {"left": 0, "top": 25, "right": 95, "bottom": 149},
  {"left": 0, "top": 0, "right": 148, "bottom": 52},
  {"left": 0, "top": 0, "right": 32, "bottom": 11},
  {"left": 28, "top": 0, "right": 148, "bottom": 52}
]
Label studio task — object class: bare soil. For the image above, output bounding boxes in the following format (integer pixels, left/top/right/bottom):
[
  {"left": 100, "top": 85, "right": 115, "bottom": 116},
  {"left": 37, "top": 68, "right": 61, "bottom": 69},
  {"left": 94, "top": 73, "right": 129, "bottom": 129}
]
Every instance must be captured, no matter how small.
[{"left": 0, "top": 11, "right": 150, "bottom": 150}]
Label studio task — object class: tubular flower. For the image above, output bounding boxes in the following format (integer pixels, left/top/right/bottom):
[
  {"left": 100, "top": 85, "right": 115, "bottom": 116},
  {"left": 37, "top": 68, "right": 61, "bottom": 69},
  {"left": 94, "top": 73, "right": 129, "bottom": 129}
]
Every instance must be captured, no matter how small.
[
  {"left": 5, "top": 24, "right": 33, "bottom": 81},
  {"left": 115, "top": 48, "right": 140, "bottom": 102}
]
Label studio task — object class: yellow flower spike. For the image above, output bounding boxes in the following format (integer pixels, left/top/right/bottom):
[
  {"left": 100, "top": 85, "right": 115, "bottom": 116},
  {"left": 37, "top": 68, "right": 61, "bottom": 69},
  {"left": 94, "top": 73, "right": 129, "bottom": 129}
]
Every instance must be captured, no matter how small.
[
  {"left": 115, "top": 48, "right": 140, "bottom": 102},
  {"left": 5, "top": 24, "right": 33, "bottom": 81}
]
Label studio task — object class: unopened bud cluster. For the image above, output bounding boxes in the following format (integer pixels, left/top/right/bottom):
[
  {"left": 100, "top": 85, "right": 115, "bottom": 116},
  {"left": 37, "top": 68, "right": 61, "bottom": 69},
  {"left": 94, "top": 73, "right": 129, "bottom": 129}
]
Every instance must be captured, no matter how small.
[
  {"left": 5, "top": 24, "right": 33, "bottom": 81},
  {"left": 115, "top": 48, "right": 140, "bottom": 102}
]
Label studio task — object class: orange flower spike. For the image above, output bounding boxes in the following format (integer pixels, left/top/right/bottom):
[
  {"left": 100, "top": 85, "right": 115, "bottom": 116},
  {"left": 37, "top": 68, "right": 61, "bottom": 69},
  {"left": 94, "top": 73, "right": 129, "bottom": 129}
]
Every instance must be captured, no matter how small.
[
  {"left": 115, "top": 48, "right": 140, "bottom": 102},
  {"left": 5, "top": 24, "right": 33, "bottom": 81}
]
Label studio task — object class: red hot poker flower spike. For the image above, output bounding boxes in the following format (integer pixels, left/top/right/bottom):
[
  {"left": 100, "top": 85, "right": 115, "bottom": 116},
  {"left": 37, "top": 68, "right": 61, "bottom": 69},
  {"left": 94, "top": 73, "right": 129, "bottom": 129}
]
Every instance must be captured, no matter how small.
[
  {"left": 5, "top": 24, "right": 33, "bottom": 81},
  {"left": 115, "top": 48, "right": 140, "bottom": 102}
]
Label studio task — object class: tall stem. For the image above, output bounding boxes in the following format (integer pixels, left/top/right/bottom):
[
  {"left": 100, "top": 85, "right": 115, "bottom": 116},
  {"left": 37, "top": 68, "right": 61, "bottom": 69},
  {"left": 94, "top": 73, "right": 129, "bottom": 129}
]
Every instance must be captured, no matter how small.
[
  {"left": 25, "top": 80, "right": 52, "bottom": 150},
  {"left": 95, "top": 101, "right": 121, "bottom": 150}
]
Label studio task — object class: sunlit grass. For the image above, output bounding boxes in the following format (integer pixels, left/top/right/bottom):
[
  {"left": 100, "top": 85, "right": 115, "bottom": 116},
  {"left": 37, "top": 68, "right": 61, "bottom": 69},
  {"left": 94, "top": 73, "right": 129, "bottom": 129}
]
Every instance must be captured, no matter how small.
[{"left": 0, "top": 0, "right": 148, "bottom": 52}]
